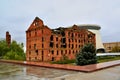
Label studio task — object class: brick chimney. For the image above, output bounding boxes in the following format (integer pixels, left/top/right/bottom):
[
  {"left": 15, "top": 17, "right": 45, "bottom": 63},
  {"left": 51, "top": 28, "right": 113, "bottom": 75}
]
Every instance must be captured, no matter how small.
[{"left": 6, "top": 31, "right": 11, "bottom": 47}]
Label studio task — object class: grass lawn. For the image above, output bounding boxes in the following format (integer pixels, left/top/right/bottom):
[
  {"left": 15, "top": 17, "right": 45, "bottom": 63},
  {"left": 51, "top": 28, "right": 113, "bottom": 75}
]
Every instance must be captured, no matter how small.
[
  {"left": 97, "top": 56, "right": 120, "bottom": 63},
  {"left": 51, "top": 56, "right": 120, "bottom": 65}
]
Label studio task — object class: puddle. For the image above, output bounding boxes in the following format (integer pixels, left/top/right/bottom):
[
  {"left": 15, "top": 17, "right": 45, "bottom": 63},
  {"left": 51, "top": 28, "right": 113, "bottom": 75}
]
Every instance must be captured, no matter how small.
[{"left": 0, "top": 62, "right": 78, "bottom": 80}]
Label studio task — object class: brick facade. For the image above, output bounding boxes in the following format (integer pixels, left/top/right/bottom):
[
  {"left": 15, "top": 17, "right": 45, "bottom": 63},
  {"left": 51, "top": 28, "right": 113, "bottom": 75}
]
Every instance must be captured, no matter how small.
[{"left": 26, "top": 17, "right": 96, "bottom": 62}]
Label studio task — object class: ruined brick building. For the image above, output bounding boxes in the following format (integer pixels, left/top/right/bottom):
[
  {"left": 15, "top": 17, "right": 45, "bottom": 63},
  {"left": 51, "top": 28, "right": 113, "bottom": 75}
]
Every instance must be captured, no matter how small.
[
  {"left": 6, "top": 31, "right": 11, "bottom": 47},
  {"left": 26, "top": 17, "right": 96, "bottom": 62}
]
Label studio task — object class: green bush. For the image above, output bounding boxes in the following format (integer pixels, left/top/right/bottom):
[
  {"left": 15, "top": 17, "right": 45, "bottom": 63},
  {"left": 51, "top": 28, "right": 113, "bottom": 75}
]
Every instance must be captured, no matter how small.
[{"left": 76, "top": 43, "right": 97, "bottom": 66}]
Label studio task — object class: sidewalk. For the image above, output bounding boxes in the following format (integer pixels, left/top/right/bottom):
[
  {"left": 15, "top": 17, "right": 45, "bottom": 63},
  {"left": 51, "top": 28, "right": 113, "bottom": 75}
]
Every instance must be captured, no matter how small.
[
  {"left": 53, "top": 65, "right": 120, "bottom": 80},
  {"left": 0, "top": 59, "right": 120, "bottom": 72}
]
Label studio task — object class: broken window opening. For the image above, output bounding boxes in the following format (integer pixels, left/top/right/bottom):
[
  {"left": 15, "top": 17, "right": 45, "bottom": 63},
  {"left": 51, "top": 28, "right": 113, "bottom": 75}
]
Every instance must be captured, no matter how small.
[
  {"left": 50, "top": 35, "right": 53, "bottom": 41},
  {"left": 35, "top": 31, "right": 37, "bottom": 36},
  {"left": 36, "top": 50, "right": 38, "bottom": 53},
  {"left": 69, "top": 44, "right": 70, "bottom": 48},
  {"left": 61, "top": 50, "right": 63, "bottom": 55},
  {"left": 69, "top": 39, "right": 70, "bottom": 42},
  {"left": 50, "top": 42, "right": 54, "bottom": 48},
  {"left": 61, "top": 38, "right": 66, "bottom": 43},
  {"left": 69, "top": 50, "right": 71, "bottom": 54},
  {"left": 68, "top": 32, "right": 70, "bottom": 36},
  {"left": 56, "top": 37, "right": 58, "bottom": 41},
  {"left": 52, "top": 57, "right": 54, "bottom": 61},
  {"left": 61, "top": 31, "right": 65, "bottom": 36},
  {"left": 57, "top": 50, "right": 59, "bottom": 55},
  {"left": 63, "top": 44, "right": 66, "bottom": 48},
  {"left": 42, "top": 37, "right": 44, "bottom": 42},
  {"left": 71, "top": 33, "right": 74, "bottom": 37},
  {"left": 51, "top": 50, "right": 54, "bottom": 55},
  {"left": 29, "top": 45, "right": 31, "bottom": 49},
  {"left": 42, "top": 30, "right": 43, "bottom": 34},
  {"left": 56, "top": 44, "right": 58, "bottom": 48},
  {"left": 72, "top": 44, "right": 74, "bottom": 49},
  {"left": 42, "top": 44, "right": 44, "bottom": 48},
  {"left": 61, "top": 43, "right": 66, "bottom": 48}
]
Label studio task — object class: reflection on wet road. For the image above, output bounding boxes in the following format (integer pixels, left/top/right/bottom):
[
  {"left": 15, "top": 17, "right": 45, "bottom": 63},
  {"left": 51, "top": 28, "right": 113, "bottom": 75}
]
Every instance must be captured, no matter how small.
[{"left": 0, "top": 62, "right": 78, "bottom": 80}]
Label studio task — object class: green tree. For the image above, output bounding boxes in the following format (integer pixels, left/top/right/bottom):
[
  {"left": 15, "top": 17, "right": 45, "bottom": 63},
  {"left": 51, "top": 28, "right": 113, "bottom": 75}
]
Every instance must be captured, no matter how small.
[
  {"left": 3, "top": 50, "right": 25, "bottom": 60},
  {"left": 9, "top": 41, "right": 24, "bottom": 54},
  {"left": 0, "top": 39, "right": 10, "bottom": 58},
  {"left": 76, "top": 43, "right": 97, "bottom": 65},
  {"left": 0, "top": 39, "right": 25, "bottom": 60}
]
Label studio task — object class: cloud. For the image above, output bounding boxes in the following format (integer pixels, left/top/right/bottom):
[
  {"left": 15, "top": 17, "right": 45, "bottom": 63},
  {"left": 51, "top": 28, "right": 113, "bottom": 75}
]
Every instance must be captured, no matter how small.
[{"left": 0, "top": 0, "right": 120, "bottom": 45}]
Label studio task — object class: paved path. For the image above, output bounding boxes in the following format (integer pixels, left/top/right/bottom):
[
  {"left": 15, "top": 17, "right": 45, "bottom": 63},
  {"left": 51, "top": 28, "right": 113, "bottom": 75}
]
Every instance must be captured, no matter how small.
[
  {"left": 0, "top": 60, "right": 120, "bottom": 72},
  {"left": 0, "top": 60, "right": 120, "bottom": 80},
  {"left": 53, "top": 65, "right": 120, "bottom": 80}
]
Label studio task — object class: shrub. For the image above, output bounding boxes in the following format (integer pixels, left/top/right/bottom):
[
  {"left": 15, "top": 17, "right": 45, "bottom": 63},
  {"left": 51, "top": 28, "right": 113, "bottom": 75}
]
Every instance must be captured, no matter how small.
[{"left": 76, "top": 43, "right": 97, "bottom": 65}]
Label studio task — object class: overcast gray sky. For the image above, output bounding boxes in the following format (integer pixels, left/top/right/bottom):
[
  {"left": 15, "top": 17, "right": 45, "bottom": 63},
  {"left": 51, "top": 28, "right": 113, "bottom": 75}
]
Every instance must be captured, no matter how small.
[{"left": 0, "top": 0, "right": 120, "bottom": 45}]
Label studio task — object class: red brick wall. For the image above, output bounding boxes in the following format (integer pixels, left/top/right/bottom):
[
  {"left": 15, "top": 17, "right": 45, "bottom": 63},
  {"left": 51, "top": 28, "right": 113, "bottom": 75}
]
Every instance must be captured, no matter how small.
[{"left": 6, "top": 31, "right": 11, "bottom": 47}]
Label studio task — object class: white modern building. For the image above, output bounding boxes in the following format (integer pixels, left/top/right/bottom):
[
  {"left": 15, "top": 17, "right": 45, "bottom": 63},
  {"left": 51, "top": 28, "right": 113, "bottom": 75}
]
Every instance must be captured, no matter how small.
[{"left": 78, "top": 24, "right": 105, "bottom": 53}]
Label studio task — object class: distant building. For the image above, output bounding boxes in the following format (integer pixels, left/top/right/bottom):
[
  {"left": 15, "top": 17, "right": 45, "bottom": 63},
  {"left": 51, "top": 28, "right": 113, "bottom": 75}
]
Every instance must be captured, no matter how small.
[
  {"left": 6, "top": 31, "right": 11, "bottom": 47},
  {"left": 26, "top": 17, "right": 96, "bottom": 62},
  {"left": 103, "top": 42, "right": 120, "bottom": 52}
]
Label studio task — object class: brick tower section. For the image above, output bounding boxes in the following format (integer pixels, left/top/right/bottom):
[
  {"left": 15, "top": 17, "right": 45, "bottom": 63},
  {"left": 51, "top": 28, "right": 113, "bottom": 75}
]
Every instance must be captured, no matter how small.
[
  {"left": 26, "top": 17, "right": 96, "bottom": 62},
  {"left": 6, "top": 31, "right": 11, "bottom": 47},
  {"left": 26, "top": 17, "right": 52, "bottom": 62}
]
